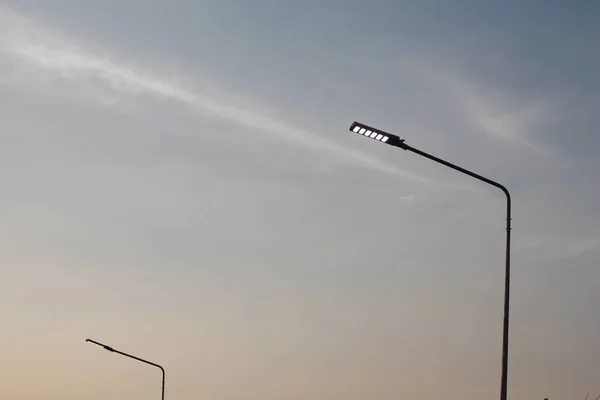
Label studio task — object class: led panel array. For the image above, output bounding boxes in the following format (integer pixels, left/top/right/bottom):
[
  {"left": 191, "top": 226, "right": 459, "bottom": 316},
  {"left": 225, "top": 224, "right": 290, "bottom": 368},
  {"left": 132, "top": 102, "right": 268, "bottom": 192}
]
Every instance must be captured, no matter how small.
[
  {"left": 86, "top": 339, "right": 104, "bottom": 348},
  {"left": 351, "top": 124, "right": 389, "bottom": 143},
  {"left": 349, "top": 121, "right": 406, "bottom": 148},
  {"left": 86, "top": 339, "right": 114, "bottom": 352}
]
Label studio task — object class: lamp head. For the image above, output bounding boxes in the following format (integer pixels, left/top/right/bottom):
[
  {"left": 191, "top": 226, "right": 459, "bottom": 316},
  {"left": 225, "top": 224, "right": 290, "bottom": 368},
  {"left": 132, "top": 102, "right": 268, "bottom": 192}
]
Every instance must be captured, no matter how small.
[
  {"left": 349, "top": 121, "right": 407, "bottom": 149},
  {"left": 86, "top": 338, "right": 115, "bottom": 352}
]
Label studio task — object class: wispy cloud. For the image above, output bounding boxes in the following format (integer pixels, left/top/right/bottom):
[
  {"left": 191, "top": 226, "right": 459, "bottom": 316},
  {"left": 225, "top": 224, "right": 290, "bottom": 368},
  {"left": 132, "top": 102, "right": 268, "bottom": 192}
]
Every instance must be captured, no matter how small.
[
  {"left": 401, "top": 56, "right": 553, "bottom": 154},
  {"left": 563, "top": 236, "right": 600, "bottom": 259},
  {"left": 449, "top": 78, "right": 552, "bottom": 153},
  {"left": 515, "top": 234, "right": 600, "bottom": 260},
  {"left": 0, "top": 4, "right": 432, "bottom": 183}
]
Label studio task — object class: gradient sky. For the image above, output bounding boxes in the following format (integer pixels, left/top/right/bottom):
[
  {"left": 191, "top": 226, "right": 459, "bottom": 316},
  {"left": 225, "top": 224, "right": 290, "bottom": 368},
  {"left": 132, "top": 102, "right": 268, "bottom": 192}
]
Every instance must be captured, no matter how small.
[{"left": 1, "top": 1, "right": 598, "bottom": 399}]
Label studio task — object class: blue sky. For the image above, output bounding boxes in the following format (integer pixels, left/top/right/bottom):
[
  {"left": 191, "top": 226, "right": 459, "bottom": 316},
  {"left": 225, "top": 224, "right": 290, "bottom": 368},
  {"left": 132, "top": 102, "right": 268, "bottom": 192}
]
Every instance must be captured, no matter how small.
[{"left": 1, "top": 1, "right": 599, "bottom": 399}]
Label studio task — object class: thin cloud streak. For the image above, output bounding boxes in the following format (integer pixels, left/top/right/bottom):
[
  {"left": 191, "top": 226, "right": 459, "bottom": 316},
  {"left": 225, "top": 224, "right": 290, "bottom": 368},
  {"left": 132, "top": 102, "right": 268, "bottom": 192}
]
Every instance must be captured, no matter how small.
[
  {"left": 0, "top": 5, "right": 431, "bottom": 183},
  {"left": 401, "top": 55, "right": 553, "bottom": 154},
  {"left": 450, "top": 79, "right": 552, "bottom": 154}
]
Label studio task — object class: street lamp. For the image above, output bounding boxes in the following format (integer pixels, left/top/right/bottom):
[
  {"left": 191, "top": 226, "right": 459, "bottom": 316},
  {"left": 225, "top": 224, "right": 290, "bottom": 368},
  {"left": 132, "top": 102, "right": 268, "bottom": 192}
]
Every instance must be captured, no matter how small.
[
  {"left": 349, "top": 121, "right": 512, "bottom": 400},
  {"left": 86, "top": 338, "right": 166, "bottom": 400}
]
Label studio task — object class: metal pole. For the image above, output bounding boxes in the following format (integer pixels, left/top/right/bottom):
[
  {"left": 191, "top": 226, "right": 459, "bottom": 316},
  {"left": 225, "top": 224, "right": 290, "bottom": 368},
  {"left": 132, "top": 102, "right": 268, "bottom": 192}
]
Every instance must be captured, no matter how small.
[
  {"left": 396, "top": 143, "right": 512, "bottom": 400},
  {"left": 86, "top": 339, "right": 165, "bottom": 400}
]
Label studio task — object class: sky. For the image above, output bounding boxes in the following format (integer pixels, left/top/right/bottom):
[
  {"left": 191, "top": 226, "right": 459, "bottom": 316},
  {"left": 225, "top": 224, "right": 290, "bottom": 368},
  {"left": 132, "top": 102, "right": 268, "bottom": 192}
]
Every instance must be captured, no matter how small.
[{"left": 0, "top": 1, "right": 598, "bottom": 399}]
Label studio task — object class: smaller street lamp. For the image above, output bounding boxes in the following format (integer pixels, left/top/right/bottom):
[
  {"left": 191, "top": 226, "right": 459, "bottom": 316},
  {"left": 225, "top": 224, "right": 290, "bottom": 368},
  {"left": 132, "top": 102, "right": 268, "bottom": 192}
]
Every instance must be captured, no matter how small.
[{"left": 86, "top": 338, "right": 165, "bottom": 400}]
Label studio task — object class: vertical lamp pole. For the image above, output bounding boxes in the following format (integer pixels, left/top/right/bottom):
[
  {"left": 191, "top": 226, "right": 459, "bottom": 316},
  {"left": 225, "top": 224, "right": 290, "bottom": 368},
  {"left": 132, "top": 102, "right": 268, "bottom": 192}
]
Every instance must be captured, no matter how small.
[
  {"left": 348, "top": 121, "right": 512, "bottom": 400},
  {"left": 86, "top": 338, "right": 165, "bottom": 400}
]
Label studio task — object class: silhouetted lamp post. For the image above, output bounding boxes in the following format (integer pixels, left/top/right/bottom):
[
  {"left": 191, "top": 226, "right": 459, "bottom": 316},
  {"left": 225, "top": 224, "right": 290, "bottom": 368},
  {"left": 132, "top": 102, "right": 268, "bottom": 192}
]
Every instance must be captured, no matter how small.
[
  {"left": 86, "top": 338, "right": 165, "bottom": 400},
  {"left": 348, "top": 121, "right": 512, "bottom": 400}
]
